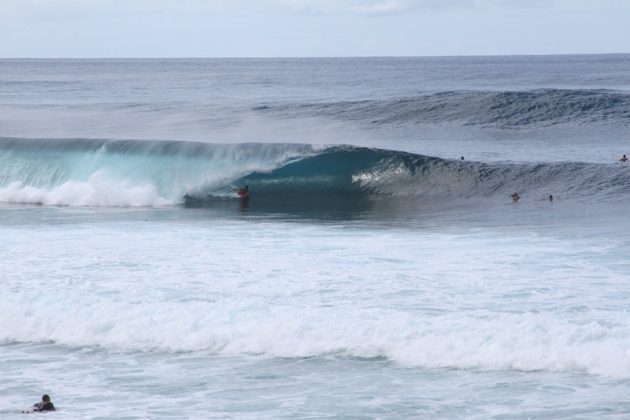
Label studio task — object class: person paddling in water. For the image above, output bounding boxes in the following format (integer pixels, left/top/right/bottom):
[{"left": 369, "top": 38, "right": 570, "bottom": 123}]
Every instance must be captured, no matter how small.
[
  {"left": 620, "top": 154, "right": 629, "bottom": 162},
  {"left": 23, "top": 394, "right": 56, "bottom": 413},
  {"left": 511, "top": 192, "right": 520, "bottom": 202}
]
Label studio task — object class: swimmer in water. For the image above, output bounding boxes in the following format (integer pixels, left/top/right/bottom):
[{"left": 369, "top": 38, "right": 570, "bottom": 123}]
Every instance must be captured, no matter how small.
[{"left": 23, "top": 394, "right": 55, "bottom": 413}]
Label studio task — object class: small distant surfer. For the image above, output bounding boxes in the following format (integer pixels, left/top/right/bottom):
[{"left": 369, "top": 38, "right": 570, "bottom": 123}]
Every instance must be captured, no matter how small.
[
  {"left": 620, "top": 154, "right": 628, "bottom": 162},
  {"left": 548, "top": 194, "right": 553, "bottom": 202},
  {"left": 236, "top": 185, "right": 249, "bottom": 198},
  {"left": 460, "top": 156, "right": 465, "bottom": 160},
  {"left": 511, "top": 192, "right": 520, "bottom": 202},
  {"left": 22, "top": 394, "right": 55, "bottom": 413}
]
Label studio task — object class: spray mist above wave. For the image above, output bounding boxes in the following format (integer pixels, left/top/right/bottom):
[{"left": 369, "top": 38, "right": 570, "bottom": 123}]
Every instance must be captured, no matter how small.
[
  {"left": 0, "top": 137, "right": 317, "bottom": 207},
  {"left": 256, "top": 88, "right": 630, "bottom": 128},
  {"left": 0, "top": 137, "right": 629, "bottom": 208}
]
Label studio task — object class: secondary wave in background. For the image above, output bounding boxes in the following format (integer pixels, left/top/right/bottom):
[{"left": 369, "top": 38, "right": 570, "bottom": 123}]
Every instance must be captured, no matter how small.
[{"left": 256, "top": 88, "right": 630, "bottom": 128}]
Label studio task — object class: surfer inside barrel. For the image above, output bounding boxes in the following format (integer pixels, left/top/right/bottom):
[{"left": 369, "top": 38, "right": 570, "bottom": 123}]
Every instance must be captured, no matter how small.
[{"left": 236, "top": 185, "right": 249, "bottom": 198}]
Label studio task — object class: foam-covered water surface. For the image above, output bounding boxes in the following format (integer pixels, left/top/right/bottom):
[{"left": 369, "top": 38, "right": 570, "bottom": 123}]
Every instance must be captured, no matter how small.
[{"left": 1, "top": 204, "right": 630, "bottom": 417}]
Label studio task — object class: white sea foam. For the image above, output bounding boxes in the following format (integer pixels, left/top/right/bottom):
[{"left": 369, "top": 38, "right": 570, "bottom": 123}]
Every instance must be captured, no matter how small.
[
  {"left": 4, "top": 296, "right": 630, "bottom": 378},
  {"left": 0, "top": 171, "right": 172, "bottom": 207},
  {"left": 2, "top": 217, "right": 630, "bottom": 379}
]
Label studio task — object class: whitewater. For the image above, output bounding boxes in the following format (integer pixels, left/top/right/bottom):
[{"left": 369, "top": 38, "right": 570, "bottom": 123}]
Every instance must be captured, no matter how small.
[{"left": 1, "top": 56, "right": 630, "bottom": 418}]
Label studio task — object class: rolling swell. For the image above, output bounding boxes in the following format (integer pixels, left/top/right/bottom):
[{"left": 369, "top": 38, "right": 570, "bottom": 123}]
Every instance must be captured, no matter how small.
[
  {"left": 0, "top": 137, "right": 628, "bottom": 208},
  {"left": 256, "top": 89, "right": 630, "bottom": 128}
]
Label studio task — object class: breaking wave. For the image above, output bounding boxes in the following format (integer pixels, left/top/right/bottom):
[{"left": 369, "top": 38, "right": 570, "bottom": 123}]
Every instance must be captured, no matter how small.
[{"left": 0, "top": 137, "right": 629, "bottom": 208}]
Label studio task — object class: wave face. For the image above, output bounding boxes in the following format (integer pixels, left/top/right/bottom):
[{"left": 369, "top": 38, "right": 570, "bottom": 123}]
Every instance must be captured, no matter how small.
[
  {"left": 0, "top": 138, "right": 316, "bottom": 206},
  {"left": 1, "top": 137, "right": 629, "bottom": 207},
  {"left": 257, "top": 89, "right": 630, "bottom": 128}
]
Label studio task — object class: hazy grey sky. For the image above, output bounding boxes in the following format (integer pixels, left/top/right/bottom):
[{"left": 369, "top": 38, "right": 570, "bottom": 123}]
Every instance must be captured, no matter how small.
[{"left": 1, "top": 0, "right": 628, "bottom": 57}]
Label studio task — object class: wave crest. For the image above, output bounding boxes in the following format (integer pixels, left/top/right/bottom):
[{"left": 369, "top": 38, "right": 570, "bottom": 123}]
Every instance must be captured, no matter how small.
[{"left": 258, "top": 89, "right": 630, "bottom": 128}]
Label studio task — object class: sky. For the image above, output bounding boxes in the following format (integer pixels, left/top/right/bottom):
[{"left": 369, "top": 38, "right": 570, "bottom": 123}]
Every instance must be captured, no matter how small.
[{"left": 0, "top": 0, "right": 629, "bottom": 57}]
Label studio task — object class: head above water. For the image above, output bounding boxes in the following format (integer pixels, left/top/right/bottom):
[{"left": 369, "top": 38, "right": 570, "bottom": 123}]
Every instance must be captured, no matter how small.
[{"left": 42, "top": 395, "right": 50, "bottom": 402}]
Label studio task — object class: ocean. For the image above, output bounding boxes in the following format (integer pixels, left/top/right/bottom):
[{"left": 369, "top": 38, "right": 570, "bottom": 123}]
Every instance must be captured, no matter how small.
[{"left": 1, "top": 55, "right": 630, "bottom": 418}]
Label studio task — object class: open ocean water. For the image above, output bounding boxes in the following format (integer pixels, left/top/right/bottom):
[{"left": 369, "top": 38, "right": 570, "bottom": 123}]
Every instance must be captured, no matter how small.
[{"left": 1, "top": 55, "right": 630, "bottom": 418}]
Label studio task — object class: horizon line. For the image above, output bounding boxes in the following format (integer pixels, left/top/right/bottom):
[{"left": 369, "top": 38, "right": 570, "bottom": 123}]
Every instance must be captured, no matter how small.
[{"left": 2, "top": 52, "right": 630, "bottom": 60}]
